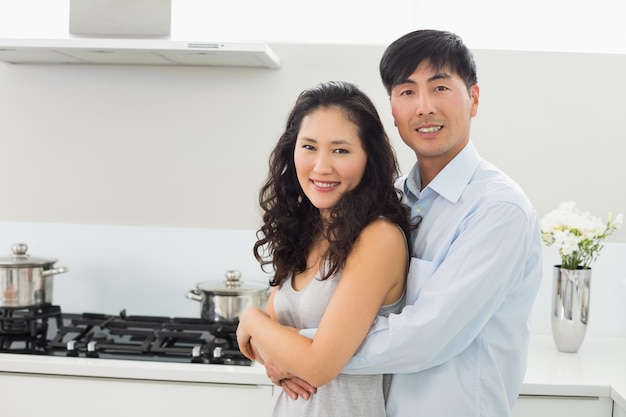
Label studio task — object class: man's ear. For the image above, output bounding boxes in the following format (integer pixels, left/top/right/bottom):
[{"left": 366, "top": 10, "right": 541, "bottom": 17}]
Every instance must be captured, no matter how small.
[{"left": 470, "top": 84, "right": 480, "bottom": 117}]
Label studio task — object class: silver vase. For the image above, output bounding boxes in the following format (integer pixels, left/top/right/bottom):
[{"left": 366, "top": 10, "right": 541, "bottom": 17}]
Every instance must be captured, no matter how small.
[{"left": 551, "top": 266, "right": 591, "bottom": 353}]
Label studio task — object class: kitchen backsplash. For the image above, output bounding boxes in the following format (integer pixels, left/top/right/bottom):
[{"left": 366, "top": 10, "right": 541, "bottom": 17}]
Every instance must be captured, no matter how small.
[
  {"left": 0, "top": 221, "right": 269, "bottom": 319},
  {"left": 2, "top": 220, "right": 625, "bottom": 336}
]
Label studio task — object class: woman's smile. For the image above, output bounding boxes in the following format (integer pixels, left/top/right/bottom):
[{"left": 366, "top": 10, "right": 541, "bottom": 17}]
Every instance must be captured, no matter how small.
[{"left": 311, "top": 179, "right": 340, "bottom": 191}]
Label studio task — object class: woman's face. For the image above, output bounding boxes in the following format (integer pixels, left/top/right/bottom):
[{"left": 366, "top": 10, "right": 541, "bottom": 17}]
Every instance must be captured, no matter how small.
[{"left": 294, "top": 106, "right": 367, "bottom": 217}]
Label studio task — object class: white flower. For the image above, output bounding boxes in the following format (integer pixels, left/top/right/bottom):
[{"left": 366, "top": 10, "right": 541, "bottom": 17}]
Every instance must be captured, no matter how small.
[{"left": 540, "top": 201, "right": 623, "bottom": 269}]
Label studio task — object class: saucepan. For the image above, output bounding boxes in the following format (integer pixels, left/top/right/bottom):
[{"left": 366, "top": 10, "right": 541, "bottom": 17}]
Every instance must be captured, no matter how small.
[
  {"left": 0, "top": 243, "right": 69, "bottom": 307},
  {"left": 186, "top": 270, "right": 270, "bottom": 323}
]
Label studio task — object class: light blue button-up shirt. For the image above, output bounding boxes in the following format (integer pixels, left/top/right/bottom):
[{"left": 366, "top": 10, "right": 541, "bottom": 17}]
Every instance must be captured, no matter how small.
[{"left": 304, "top": 141, "right": 543, "bottom": 416}]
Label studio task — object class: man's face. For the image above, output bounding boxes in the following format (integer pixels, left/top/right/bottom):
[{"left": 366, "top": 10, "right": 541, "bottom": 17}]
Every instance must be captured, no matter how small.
[{"left": 389, "top": 60, "right": 479, "bottom": 171}]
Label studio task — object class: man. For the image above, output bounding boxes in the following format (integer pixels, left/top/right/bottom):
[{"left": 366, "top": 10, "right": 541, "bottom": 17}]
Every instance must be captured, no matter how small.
[{"left": 269, "top": 29, "right": 543, "bottom": 416}]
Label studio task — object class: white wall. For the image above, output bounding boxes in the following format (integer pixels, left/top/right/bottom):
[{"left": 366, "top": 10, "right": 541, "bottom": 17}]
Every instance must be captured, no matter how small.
[
  {"left": 2, "top": 43, "right": 625, "bottom": 238},
  {"left": 2, "top": 0, "right": 625, "bottom": 234},
  {"left": 1, "top": 1, "right": 626, "bottom": 337}
]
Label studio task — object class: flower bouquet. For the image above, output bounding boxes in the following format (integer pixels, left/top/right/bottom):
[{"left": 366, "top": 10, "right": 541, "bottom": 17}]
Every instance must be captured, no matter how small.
[
  {"left": 541, "top": 202, "right": 622, "bottom": 352},
  {"left": 540, "top": 201, "right": 623, "bottom": 270}
]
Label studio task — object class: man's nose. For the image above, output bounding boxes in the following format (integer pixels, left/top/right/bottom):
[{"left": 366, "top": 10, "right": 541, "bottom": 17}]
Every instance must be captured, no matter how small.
[{"left": 415, "top": 93, "right": 435, "bottom": 116}]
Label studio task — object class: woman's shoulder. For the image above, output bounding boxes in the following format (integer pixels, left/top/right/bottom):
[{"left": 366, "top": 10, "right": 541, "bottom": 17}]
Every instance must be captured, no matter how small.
[
  {"left": 346, "top": 218, "right": 409, "bottom": 297},
  {"left": 358, "top": 217, "right": 408, "bottom": 249},
  {"left": 365, "top": 216, "right": 406, "bottom": 234}
]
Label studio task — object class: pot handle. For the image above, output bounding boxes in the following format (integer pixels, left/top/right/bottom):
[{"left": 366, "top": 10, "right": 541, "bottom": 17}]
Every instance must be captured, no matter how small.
[
  {"left": 42, "top": 266, "right": 69, "bottom": 277},
  {"left": 185, "top": 289, "right": 204, "bottom": 302}
]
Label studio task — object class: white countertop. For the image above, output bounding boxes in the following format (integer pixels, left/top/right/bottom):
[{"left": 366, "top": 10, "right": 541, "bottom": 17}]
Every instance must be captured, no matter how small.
[
  {"left": 1, "top": 335, "right": 625, "bottom": 408},
  {"left": 521, "top": 335, "right": 626, "bottom": 409},
  {"left": 0, "top": 352, "right": 272, "bottom": 385}
]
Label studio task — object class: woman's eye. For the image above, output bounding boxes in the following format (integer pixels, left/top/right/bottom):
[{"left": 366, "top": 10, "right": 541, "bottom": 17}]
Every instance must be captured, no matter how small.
[
  {"left": 333, "top": 148, "right": 349, "bottom": 154},
  {"left": 302, "top": 144, "right": 315, "bottom": 151}
]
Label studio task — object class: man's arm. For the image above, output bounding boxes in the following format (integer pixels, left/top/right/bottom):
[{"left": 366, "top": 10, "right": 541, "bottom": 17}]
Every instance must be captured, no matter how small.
[
  {"left": 278, "top": 202, "right": 540, "bottom": 396},
  {"left": 305, "top": 202, "right": 540, "bottom": 374}
]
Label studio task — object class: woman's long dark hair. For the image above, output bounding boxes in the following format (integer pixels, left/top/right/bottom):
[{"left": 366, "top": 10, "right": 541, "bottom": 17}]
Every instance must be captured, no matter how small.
[{"left": 254, "top": 80, "right": 411, "bottom": 287}]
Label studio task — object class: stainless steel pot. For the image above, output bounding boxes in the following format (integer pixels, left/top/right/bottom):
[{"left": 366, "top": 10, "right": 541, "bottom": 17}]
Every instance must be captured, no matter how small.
[
  {"left": 186, "top": 270, "right": 270, "bottom": 323},
  {"left": 0, "top": 243, "right": 69, "bottom": 307}
]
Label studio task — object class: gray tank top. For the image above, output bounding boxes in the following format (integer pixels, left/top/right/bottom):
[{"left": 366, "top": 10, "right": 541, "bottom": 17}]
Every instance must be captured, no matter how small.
[{"left": 272, "top": 260, "right": 406, "bottom": 417}]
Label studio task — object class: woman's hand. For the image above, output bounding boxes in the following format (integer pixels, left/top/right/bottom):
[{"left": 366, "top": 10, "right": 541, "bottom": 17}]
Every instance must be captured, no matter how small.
[
  {"left": 236, "top": 307, "right": 269, "bottom": 360},
  {"left": 259, "top": 326, "right": 318, "bottom": 400},
  {"left": 265, "top": 360, "right": 317, "bottom": 400},
  {"left": 279, "top": 377, "right": 318, "bottom": 400},
  {"left": 236, "top": 307, "right": 317, "bottom": 400}
]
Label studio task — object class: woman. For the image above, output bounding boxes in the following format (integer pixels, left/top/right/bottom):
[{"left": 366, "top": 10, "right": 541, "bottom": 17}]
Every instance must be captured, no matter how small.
[{"left": 236, "top": 80, "right": 411, "bottom": 416}]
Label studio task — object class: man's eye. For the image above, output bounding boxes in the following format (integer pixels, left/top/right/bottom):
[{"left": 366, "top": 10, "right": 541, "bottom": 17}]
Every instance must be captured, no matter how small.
[
  {"left": 435, "top": 86, "right": 449, "bottom": 92},
  {"left": 399, "top": 89, "right": 414, "bottom": 96}
]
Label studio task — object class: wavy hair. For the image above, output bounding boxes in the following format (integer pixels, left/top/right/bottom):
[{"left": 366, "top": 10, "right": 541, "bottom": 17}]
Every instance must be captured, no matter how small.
[{"left": 254, "top": 80, "right": 411, "bottom": 287}]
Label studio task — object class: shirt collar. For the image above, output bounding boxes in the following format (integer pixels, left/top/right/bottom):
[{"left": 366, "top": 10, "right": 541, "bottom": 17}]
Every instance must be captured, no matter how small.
[{"left": 405, "top": 141, "right": 482, "bottom": 204}]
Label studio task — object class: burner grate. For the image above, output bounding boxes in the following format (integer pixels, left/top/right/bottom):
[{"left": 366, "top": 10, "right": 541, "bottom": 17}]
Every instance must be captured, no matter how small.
[
  {"left": 0, "top": 304, "right": 62, "bottom": 353},
  {"left": 1, "top": 308, "right": 251, "bottom": 365}
]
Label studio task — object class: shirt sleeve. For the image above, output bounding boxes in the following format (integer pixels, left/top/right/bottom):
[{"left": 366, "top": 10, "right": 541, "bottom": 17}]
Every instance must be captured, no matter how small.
[{"left": 302, "top": 201, "right": 539, "bottom": 375}]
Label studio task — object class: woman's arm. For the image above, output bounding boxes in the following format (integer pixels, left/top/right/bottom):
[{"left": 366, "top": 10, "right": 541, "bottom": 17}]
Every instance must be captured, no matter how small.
[
  {"left": 241, "top": 287, "right": 319, "bottom": 399},
  {"left": 238, "top": 288, "right": 277, "bottom": 362},
  {"left": 236, "top": 219, "right": 407, "bottom": 387}
]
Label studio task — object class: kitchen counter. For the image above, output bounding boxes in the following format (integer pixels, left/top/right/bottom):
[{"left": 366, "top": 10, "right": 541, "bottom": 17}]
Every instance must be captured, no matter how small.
[
  {"left": 0, "top": 351, "right": 272, "bottom": 385},
  {"left": 1, "top": 335, "right": 625, "bottom": 409},
  {"left": 520, "top": 335, "right": 626, "bottom": 409}
]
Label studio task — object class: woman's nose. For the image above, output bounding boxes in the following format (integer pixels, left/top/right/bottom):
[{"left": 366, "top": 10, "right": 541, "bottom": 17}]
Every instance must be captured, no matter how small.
[{"left": 313, "top": 153, "right": 332, "bottom": 173}]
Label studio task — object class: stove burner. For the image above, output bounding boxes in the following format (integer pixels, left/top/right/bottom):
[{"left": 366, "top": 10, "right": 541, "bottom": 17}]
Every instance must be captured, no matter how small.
[
  {"left": 0, "top": 304, "right": 62, "bottom": 353},
  {"left": 0, "top": 307, "right": 250, "bottom": 365},
  {"left": 46, "top": 310, "right": 251, "bottom": 366}
]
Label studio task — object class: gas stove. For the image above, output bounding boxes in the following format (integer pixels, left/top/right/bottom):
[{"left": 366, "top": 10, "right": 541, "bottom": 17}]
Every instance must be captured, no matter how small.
[{"left": 0, "top": 304, "right": 251, "bottom": 366}]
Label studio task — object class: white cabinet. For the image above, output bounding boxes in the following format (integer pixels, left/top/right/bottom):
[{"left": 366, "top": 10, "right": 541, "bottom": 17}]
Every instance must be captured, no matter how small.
[
  {"left": 614, "top": 403, "right": 626, "bottom": 417},
  {"left": 0, "top": 372, "right": 274, "bottom": 417},
  {"left": 511, "top": 395, "right": 613, "bottom": 417}
]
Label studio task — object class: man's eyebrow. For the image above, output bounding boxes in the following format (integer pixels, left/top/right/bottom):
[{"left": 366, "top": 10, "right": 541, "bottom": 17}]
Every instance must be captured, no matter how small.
[
  {"left": 395, "top": 71, "right": 452, "bottom": 86},
  {"left": 428, "top": 72, "right": 452, "bottom": 82}
]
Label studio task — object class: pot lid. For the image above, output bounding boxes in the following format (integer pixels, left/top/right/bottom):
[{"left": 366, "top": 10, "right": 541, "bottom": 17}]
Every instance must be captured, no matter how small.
[
  {"left": 196, "top": 270, "right": 269, "bottom": 295},
  {"left": 0, "top": 243, "right": 58, "bottom": 267}
]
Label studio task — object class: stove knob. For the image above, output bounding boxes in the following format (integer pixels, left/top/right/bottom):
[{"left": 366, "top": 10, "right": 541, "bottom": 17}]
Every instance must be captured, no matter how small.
[
  {"left": 66, "top": 340, "right": 79, "bottom": 357},
  {"left": 211, "top": 346, "right": 224, "bottom": 364},
  {"left": 86, "top": 340, "right": 99, "bottom": 358},
  {"left": 192, "top": 345, "right": 202, "bottom": 357},
  {"left": 191, "top": 345, "right": 203, "bottom": 363},
  {"left": 213, "top": 346, "right": 223, "bottom": 358}
]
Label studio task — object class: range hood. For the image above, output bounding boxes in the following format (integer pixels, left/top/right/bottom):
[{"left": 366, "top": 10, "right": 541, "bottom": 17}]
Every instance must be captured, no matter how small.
[
  {"left": 0, "top": 0, "right": 281, "bottom": 69},
  {"left": 0, "top": 38, "right": 281, "bottom": 68}
]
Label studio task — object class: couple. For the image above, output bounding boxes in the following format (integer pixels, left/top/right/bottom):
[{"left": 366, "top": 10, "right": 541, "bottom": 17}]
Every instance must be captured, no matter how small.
[{"left": 236, "top": 29, "right": 543, "bottom": 417}]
